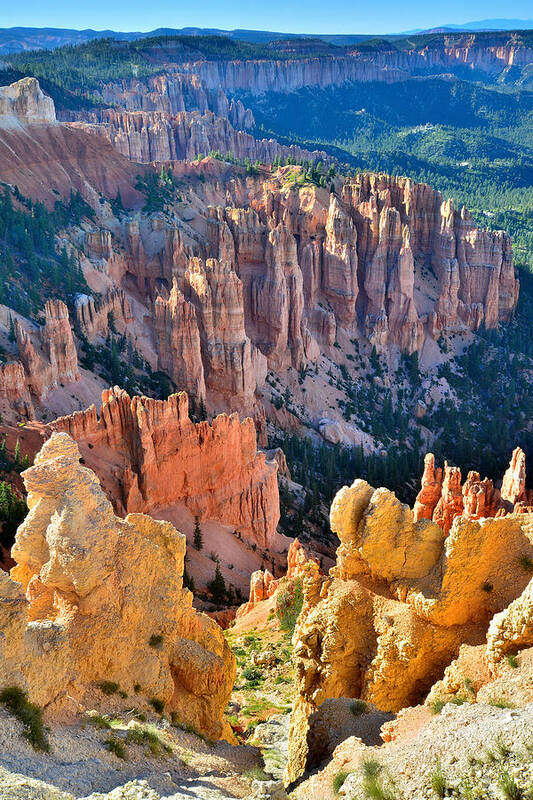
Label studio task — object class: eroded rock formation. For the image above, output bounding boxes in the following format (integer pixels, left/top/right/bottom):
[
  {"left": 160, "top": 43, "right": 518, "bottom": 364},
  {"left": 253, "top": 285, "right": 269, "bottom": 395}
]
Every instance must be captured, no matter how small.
[
  {"left": 16, "top": 300, "right": 80, "bottom": 399},
  {"left": 75, "top": 288, "right": 133, "bottom": 341},
  {"left": 206, "top": 171, "right": 518, "bottom": 365},
  {"left": 49, "top": 387, "right": 279, "bottom": 548},
  {"left": 413, "top": 447, "right": 532, "bottom": 534},
  {"left": 0, "top": 77, "right": 55, "bottom": 124},
  {"left": 285, "top": 475, "right": 533, "bottom": 783},
  {"left": 236, "top": 538, "right": 318, "bottom": 618},
  {"left": 0, "top": 432, "right": 235, "bottom": 740},
  {"left": 80, "top": 108, "right": 326, "bottom": 165},
  {"left": 0, "top": 361, "right": 34, "bottom": 417}
]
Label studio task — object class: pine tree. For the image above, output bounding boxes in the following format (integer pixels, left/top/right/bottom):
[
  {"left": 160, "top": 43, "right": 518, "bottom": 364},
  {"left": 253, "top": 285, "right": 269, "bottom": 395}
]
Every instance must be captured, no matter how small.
[
  {"left": 193, "top": 516, "right": 203, "bottom": 550},
  {"left": 14, "top": 440, "right": 20, "bottom": 466},
  {"left": 198, "top": 397, "right": 207, "bottom": 421},
  {"left": 208, "top": 563, "right": 226, "bottom": 605}
]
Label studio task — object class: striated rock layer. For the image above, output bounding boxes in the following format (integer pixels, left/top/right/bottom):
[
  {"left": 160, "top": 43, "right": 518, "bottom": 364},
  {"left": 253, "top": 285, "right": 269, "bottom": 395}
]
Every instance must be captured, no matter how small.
[
  {"left": 285, "top": 473, "right": 533, "bottom": 784},
  {"left": 0, "top": 432, "right": 235, "bottom": 740},
  {"left": 16, "top": 299, "right": 80, "bottom": 400},
  {"left": 49, "top": 387, "right": 279, "bottom": 548},
  {"left": 76, "top": 108, "right": 327, "bottom": 165}
]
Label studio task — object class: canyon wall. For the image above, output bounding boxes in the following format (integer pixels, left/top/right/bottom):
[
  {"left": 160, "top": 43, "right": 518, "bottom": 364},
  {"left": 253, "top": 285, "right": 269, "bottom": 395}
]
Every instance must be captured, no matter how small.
[
  {"left": 1, "top": 432, "right": 236, "bottom": 741},
  {"left": 74, "top": 107, "right": 328, "bottom": 165},
  {"left": 95, "top": 73, "right": 255, "bottom": 128},
  {"left": 285, "top": 473, "right": 533, "bottom": 783},
  {"left": 206, "top": 170, "right": 517, "bottom": 362},
  {"left": 49, "top": 387, "right": 280, "bottom": 548}
]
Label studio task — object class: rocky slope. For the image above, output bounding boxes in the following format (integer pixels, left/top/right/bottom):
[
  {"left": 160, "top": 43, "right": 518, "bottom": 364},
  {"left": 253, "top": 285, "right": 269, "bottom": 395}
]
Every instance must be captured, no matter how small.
[
  {"left": 0, "top": 80, "right": 143, "bottom": 206},
  {"left": 49, "top": 387, "right": 280, "bottom": 548},
  {"left": 0, "top": 431, "right": 236, "bottom": 741},
  {"left": 285, "top": 462, "right": 533, "bottom": 783}
]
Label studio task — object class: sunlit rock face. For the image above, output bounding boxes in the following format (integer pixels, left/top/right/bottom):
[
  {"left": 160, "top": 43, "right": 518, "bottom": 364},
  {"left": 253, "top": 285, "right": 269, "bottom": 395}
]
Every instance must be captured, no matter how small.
[{"left": 1, "top": 432, "right": 236, "bottom": 741}]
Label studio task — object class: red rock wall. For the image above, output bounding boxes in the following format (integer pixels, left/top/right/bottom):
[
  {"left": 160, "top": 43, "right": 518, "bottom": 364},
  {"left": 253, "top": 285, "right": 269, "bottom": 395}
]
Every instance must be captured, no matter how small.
[{"left": 48, "top": 387, "right": 280, "bottom": 548}]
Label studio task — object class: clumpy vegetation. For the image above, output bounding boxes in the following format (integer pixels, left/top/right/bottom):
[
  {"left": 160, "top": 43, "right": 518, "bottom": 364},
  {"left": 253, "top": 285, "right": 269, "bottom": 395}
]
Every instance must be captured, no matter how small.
[
  {"left": 333, "top": 769, "right": 349, "bottom": 794},
  {"left": 276, "top": 577, "right": 303, "bottom": 633},
  {"left": 98, "top": 681, "right": 120, "bottom": 696},
  {"left": 104, "top": 735, "right": 127, "bottom": 760},
  {"left": 125, "top": 724, "right": 172, "bottom": 756},
  {"left": 0, "top": 686, "right": 49, "bottom": 752}
]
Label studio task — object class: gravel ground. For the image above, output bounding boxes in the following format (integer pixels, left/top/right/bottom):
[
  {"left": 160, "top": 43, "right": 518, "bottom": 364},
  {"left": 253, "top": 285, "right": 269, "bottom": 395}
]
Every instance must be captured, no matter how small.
[
  {"left": 339, "top": 702, "right": 533, "bottom": 800},
  {"left": 0, "top": 708, "right": 261, "bottom": 799}
]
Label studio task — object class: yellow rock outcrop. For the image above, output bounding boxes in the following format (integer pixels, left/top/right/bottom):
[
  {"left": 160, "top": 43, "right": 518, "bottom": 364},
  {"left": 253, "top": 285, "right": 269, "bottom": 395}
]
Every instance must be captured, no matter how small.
[
  {"left": 0, "top": 432, "right": 236, "bottom": 741},
  {"left": 285, "top": 477, "right": 533, "bottom": 785}
]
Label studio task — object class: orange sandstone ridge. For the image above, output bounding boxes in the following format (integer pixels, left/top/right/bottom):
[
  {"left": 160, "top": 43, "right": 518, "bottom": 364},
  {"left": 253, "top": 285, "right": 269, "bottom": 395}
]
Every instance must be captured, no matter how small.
[
  {"left": 413, "top": 446, "right": 533, "bottom": 534},
  {"left": 48, "top": 387, "right": 280, "bottom": 549},
  {"left": 236, "top": 538, "right": 319, "bottom": 618}
]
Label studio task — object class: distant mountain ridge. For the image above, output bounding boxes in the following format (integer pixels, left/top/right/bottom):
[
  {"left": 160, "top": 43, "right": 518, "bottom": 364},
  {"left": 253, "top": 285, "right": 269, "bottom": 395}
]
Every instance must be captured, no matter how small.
[
  {"left": 0, "top": 20, "right": 532, "bottom": 54},
  {"left": 404, "top": 18, "right": 533, "bottom": 34}
]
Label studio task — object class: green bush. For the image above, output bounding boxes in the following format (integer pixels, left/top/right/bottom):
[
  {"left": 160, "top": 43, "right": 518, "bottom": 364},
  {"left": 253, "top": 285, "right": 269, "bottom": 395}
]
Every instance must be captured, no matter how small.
[
  {"left": 430, "top": 760, "right": 446, "bottom": 797},
  {"left": 0, "top": 686, "right": 49, "bottom": 752},
  {"left": 98, "top": 681, "right": 120, "bottom": 696},
  {"left": 104, "top": 736, "right": 127, "bottom": 759},
  {"left": 86, "top": 713, "right": 111, "bottom": 730},
  {"left": 149, "top": 634, "right": 164, "bottom": 648},
  {"left": 150, "top": 698, "right": 165, "bottom": 713},
  {"left": 275, "top": 577, "right": 304, "bottom": 633},
  {"left": 350, "top": 699, "right": 368, "bottom": 716},
  {"left": 333, "top": 770, "right": 349, "bottom": 794},
  {"left": 242, "top": 666, "right": 263, "bottom": 687},
  {"left": 125, "top": 725, "right": 171, "bottom": 756}
]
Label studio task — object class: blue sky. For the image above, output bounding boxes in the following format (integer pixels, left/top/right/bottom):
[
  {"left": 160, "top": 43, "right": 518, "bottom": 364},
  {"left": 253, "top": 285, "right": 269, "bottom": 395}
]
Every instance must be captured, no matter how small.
[{"left": 1, "top": 0, "right": 532, "bottom": 34}]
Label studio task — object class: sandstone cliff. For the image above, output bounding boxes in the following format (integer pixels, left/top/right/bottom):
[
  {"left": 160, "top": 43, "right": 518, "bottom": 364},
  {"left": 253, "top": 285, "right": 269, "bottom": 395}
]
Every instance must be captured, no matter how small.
[
  {"left": 49, "top": 387, "right": 279, "bottom": 548},
  {"left": 182, "top": 32, "right": 532, "bottom": 95},
  {"left": 76, "top": 108, "right": 326, "bottom": 165},
  {"left": 0, "top": 432, "right": 235, "bottom": 740},
  {"left": 15, "top": 299, "right": 80, "bottom": 399},
  {"left": 0, "top": 78, "right": 143, "bottom": 207},
  {"left": 0, "top": 77, "right": 55, "bottom": 125},
  {"left": 285, "top": 474, "right": 533, "bottom": 783}
]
